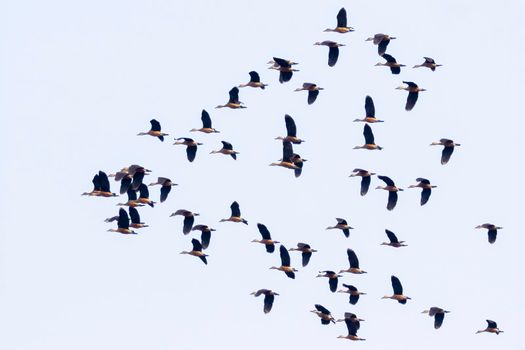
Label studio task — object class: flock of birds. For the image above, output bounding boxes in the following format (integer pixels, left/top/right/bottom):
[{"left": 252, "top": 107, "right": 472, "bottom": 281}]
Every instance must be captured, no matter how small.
[{"left": 83, "top": 6, "right": 505, "bottom": 342}]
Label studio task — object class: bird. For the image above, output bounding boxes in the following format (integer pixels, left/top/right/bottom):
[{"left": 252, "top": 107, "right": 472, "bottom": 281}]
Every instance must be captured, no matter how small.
[
  {"left": 381, "top": 229, "right": 407, "bottom": 248},
  {"left": 148, "top": 177, "right": 178, "bottom": 203},
  {"left": 191, "top": 224, "right": 216, "bottom": 249},
  {"left": 324, "top": 7, "right": 354, "bottom": 33},
  {"left": 173, "top": 137, "right": 202, "bottom": 162},
  {"left": 269, "top": 245, "right": 297, "bottom": 279},
  {"left": 414, "top": 57, "right": 442, "bottom": 71},
  {"left": 210, "top": 141, "right": 239, "bottom": 160},
  {"left": 349, "top": 169, "right": 376, "bottom": 196},
  {"left": 396, "top": 81, "right": 426, "bottom": 111},
  {"left": 180, "top": 238, "right": 208, "bottom": 265},
  {"left": 314, "top": 41, "right": 345, "bottom": 67},
  {"left": 336, "top": 312, "right": 366, "bottom": 341},
  {"left": 337, "top": 284, "right": 366, "bottom": 305},
  {"left": 190, "top": 109, "right": 220, "bottom": 133},
  {"left": 268, "top": 57, "right": 299, "bottom": 83},
  {"left": 130, "top": 165, "right": 148, "bottom": 191},
  {"left": 220, "top": 201, "right": 248, "bottom": 225},
  {"left": 354, "top": 124, "right": 382, "bottom": 150},
  {"left": 353, "top": 96, "right": 384, "bottom": 123},
  {"left": 109, "top": 164, "right": 151, "bottom": 194},
  {"left": 107, "top": 208, "right": 137, "bottom": 234},
  {"left": 310, "top": 304, "right": 335, "bottom": 325},
  {"left": 366, "top": 33, "right": 396, "bottom": 56},
  {"left": 375, "top": 53, "right": 405, "bottom": 74},
  {"left": 476, "top": 320, "right": 504, "bottom": 335},
  {"left": 422, "top": 307, "right": 450, "bottom": 329},
  {"left": 239, "top": 71, "right": 267, "bottom": 89},
  {"left": 250, "top": 289, "right": 279, "bottom": 314},
  {"left": 475, "top": 223, "right": 503, "bottom": 244},
  {"left": 290, "top": 153, "right": 307, "bottom": 178},
  {"left": 106, "top": 207, "right": 148, "bottom": 228},
  {"left": 215, "top": 87, "right": 246, "bottom": 109},
  {"left": 170, "top": 209, "right": 200, "bottom": 234},
  {"left": 430, "top": 139, "right": 460, "bottom": 165},
  {"left": 252, "top": 223, "right": 280, "bottom": 253},
  {"left": 136, "top": 183, "right": 155, "bottom": 208},
  {"left": 339, "top": 249, "right": 367, "bottom": 274},
  {"left": 275, "top": 114, "right": 305, "bottom": 144},
  {"left": 137, "top": 119, "right": 168, "bottom": 141},
  {"left": 408, "top": 178, "right": 436, "bottom": 206},
  {"left": 382, "top": 275, "right": 411, "bottom": 304},
  {"left": 376, "top": 175, "right": 403, "bottom": 211},
  {"left": 116, "top": 187, "right": 144, "bottom": 208},
  {"left": 326, "top": 218, "right": 354, "bottom": 238},
  {"left": 294, "top": 83, "right": 323, "bottom": 105},
  {"left": 316, "top": 271, "right": 342, "bottom": 292},
  {"left": 82, "top": 171, "right": 117, "bottom": 197},
  {"left": 270, "top": 141, "right": 300, "bottom": 170},
  {"left": 289, "top": 243, "right": 317, "bottom": 267}
]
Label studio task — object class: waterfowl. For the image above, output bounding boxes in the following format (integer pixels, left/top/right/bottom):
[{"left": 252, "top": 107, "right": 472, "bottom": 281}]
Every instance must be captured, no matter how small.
[
  {"left": 422, "top": 307, "right": 450, "bottom": 329},
  {"left": 252, "top": 223, "right": 280, "bottom": 253},
  {"left": 215, "top": 87, "right": 246, "bottom": 109},
  {"left": 382, "top": 275, "right": 411, "bottom": 304},
  {"left": 376, "top": 53, "right": 405, "bottom": 74},
  {"left": 326, "top": 218, "right": 354, "bottom": 238},
  {"left": 239, "top": 71, "right": 267, "bottom": 89},
  {"left": 268, "top": 58, "right": 299, "bottom": 68},
  {"left": 148, "top": 177, "right": 177, "bottom": 203},
  {"left": 324, "top": 8, "right": 354, "bottom": 33},
  {"left": 270, "top": 141, "right": 300, "bottom": 170},
  {"left": 376, "top": 175, "right": 403, "bottom": 211},
  {"left": 82, "top": 172, "right": 103, "bottom": 197},
  {"left": 136, "top": 183, "right": 155, "bottom": 208},
  {"left": 275, "top": 114, "right": 305, "bottom": 144},
  {"left": 476, "top": 320, "right": 503, "bottom": 335},
  {"left": 396, "top": 81, "right": 426, "bottom": 111},
  {"left": 220, "top": 201, "right": 248, "bottom": 225},
  {"left": 210, "top": 141, "right": 239, "bottom": 160},
  {"left": 130, "top": 165, "right": 148, "bottom": 191},
  {"left": 110, "top": 164, "right": 151, "bottom": 194},
  {"left": 289, "top": 243, "right": 317, "bottom": 267},
  {"left": 475, "top": 223, "right": 503, "bottom": 244},
  {"left": 137, "top": 119, "right": 168, "bottom": 141},
  {"left": 354, "top": 96, "right": 384, "bottom": 123},
  {"left": 311, "top": 304, "right": 335, "bottom": 325},
  {"left": 170, "top": 209, "right": 200, "bottom": 234},
  {"left": 430, "top": 139, "right": 460, "bottom": 165},
  {"left": 107, "top": 208, "right": 137, "bottom": 234},
  {"left": 336, "top": 313, "right": 365, "bottom": 341},
  {"left": 191, "top": 224, "right": 216, "bottom": 249},
  {"left": 337, "top": 284, "right": 366, "bottom": 305},
  {"left": 381, "top": 229, "right": 407, "bottom": 248},
  {"left": 290, "top": 153, "right": 307, "bottom": 178},
  {"left": 339, "top": 249, "right": 367, "bottom": 274},
  {"left": 269, "top": 245, "right": 297, "bottom": 279},
  {"left": 294, "top": 83, "right": 323, "bottom": 105},
  {"left": 105, "top": 207, "right": 147, "bottom": 229},
  {"left": 366, "top": 33, "right": 396, "bottom": 56},
  {"left": 269, "top": 57, "right": 299, "bottom": 83},
  {"left": 314, "top": 41, "right": 345, "bottom": 67},
  {"left": 349, "top": 168, "right": 376, "bottom": 196},
  {"left": 354, "top": 124, "right": 382, "bottom": 150},
  {"left": 116, "top": 187, "right": 144, "bottom": 208},
  {"left": 250, "top": 289, "right": 279, "bottom": 314},
  {"left": 408, "top": 178, "right": 436, "bottom": 206},
  {"left": 174, "top": 137, "right": 202, "bottom": 162},
  {"left": 316, "top": 271, "right": 342, "bottom": 292},
  {"left": 190, "top": 109, "right": 220, "bottom": 134},
  {"left": 82, "top": 171, "right": 117, "bottom": 197},
  {"left": 180, "top": 238, "right": 208, "bottom": 265},
  {"left": 414, "top": 57, "right": 442, "bottom": 71}
]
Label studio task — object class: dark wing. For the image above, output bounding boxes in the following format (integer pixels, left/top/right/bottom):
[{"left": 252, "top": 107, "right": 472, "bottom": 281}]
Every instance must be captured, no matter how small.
[
  {"left": 416, "top": 177, "right": 430, "bottom": 184},
  {"left": 403, "top": 81, "right": 418, "bottom": 88},
  {"left": 441, "top": 146, "right": 454, "bottom": 165},
  {"left": 228, "top": 87, "right": 240, "bottom": 104},
  {"left": 329, "top": 277, "right": 338, "bottom": 292},
  {"left": 349, "top": 294, "right": 360, "bottom": 305},
  {"left": 131, "top": 170, "right": 145, "bottom": 191},
  {"left": 128, "top": 206, "right": 141, "bottom": 224},
  {"left": 98, "top": 171, "right": 111, "bottom": 192},
  {"left": 279, "top": 70, "right": 292, "bottom": 83},
  {"left": 378, "top": 38, "right": 390, "bottom": 56},
  {"left": 385, "top": 229, "right": 399, "bottom": 243},
  {"left": 345, "top": 319, "right": 359, "bottom": 336},
  {"left": 342, "top": 228, "right": 350, "bottom": 238},
  {"left": 363, "top": 124, "right": 375, "bottom": 144},
  {"left": 284, "top": 114, "right": 297, "bottom": 137},
  {"left": 378, "top": 175, "right": 395, "bottom": 186},
  {"left": 221, "top": 141, "right": 233, "bottom": 150},
  {"left": 307, "top": 90, "right": 319, "bottom": 105},
  {"left": 328, "top": 46, "right": 339, "bottom": 67},
  {"left": 347, "top": 249, "right": 359, "bottom": 268},
  {"left": 421, "top": 188, "right": 431, "bottom": 206},
  {"left": 343, "top": 284, "right": 357, "bottom": 291},
  {"left": 336, "top": 218, "right": 348, "bottom": 225},
  {"left": 138, "top": 183, "right": 149, "bottom": 199},
  {"left": 230, "top": 201, "right": 241, "bottom": 217},
  {"left": 486, "top": 320, "right": 498, "bottom": 328},
  {"left": 257, "top": 223, "right": 272, "bottom": 240},
  {"left": 336, "top": 7, "right": 347, "bottom": 28},
  {"left": 390, "top": 66, "right": 401, "bottom": 75},
  {"left": 265, "top": 243, "right": 275, "bottom": 253},
  {"left": 273, "top": 57, "right": 291, "bottom": 68},
  {"left": 160, "top": 185, "right": 171, "bottom": 203},
  {"left": 405, "top": 91, "right": 419, "bottom": 111},
  {"left": 201, "top": 230, "right": 211, "bottom": 249},
  {"left": 364, "top": 95, "right": 375, "bottom": 117},
  {"left": 191, "top": 238, "right": 203, "bottom": 252},
  {"left": 428, "top": 307, "right": 441, "bottom": 317},
  {"left": 117, "top": 208, "right": 130, "bottom": 229},
  {"left": 282, "top": 141, "right": 294, "bottom": 162},
  {"left": 424, "top": 57, "right": 435, "bottom": 64},
  {"left": 150, "top": 119, "right": 161, "bottom": 132},
  {"left": 434, "top": 312, "right": 445, "bottom": 329},
  {"left": 285, "top": 270, "right": 295, "bottom": 279},
  {"left": 302, "top": 252, "right": 312, "bottom": 267},
  {"left": 387, "top": 191, "right": 398, "bottom": 211},
  {"left": 488, "top": 229, "right": 497, "bottom": 244},
  {"left": 127, "top": 187, "right": 138, "bottom": 201},
  {"left": 249, "top": 71, "right": 261, "bottom": 83},
  {"left": 315, "top": 304, "right": 331, "bottom": 315},
  {"left": 183, "top": 216, "right": 194, "bottom": 235},
  {"left": 201, "top": 109, "right": 212, "bottom": 128},
  {"left": 391, "top": 275, "right": 403, "bottom": 295},
  {"left": 186, "top": 145, "right": 197, "bottom": 162},
  {"left": 120, "top": 176, "right": 132, "bottom": 194},
  {"left": 382, "top": 54, "right": 397, "bottom": 63},
  {"left": 279, "top": 245, "right": 291, "bottom": 266},
  {"left": 199, "top": 255, "right": 208, "bottom": 265},
  {"left": 91, "top": 174, "right": 101, "bottom": 191},
  {"left": 263, "top": 294, "right": 275, "bottom": 313},
  {"left": 360, "top": 176, "right": 371, "bottom": 196}
]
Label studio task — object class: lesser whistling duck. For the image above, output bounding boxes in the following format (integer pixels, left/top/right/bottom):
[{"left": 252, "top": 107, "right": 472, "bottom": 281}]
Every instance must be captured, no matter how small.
[
  {"left": 326, "top": 218, "right": 354, "bottom": 238},
  {"left": 82, "top": 171, "right": 117, "bottom": 197},
  {"left": 107, "top": 208, "right": 137, "bottom": 234},
  {"left": 270, "top": 141, "right": 300, "bottom": 170},
  {"left": 268, "top": 57, "right": 299, "bottom": 83},
  {"left": 190, "top": 110, "right": 220, "bottom": 134},
  {"left": 339, "top": 248, "right": 367, "bottom": 274},
  {"left": 110, "top": 164, "right": 151, "bottom": 194},
  {"left": 430, "top": 139, "right": 460, "bottom": 165},
  {"left": 376, "top": 54, "right": 405, "bottom": 75},
  {"left": 376, "top": 175, "right": 403, "bottom": 211},
  {"left": 366, "top": 33, "right": 396, "bottom": 56},
  {"left": 316, "top": 270, "right": 342, "bottom": 293},
  {"left": 252, "top": 223, "right": 280, "bottom": 253},
  {"left": 239, "top": 71, "right": 267, "bottom": 89},
  {"left": 476, "top": 320, "right": 503, "bottom": 335},
  {"left": 324, "top": 8, "right": 354, "bottom": 33},
  {"left": 275, "top": 114, "right": 305, "bottom": 144},
  {"left": 354, "top": 96, "right": 384, "bottom": 123},
  {"left": 314, "top": 41, "right": 345, "bottom": 67},
  {"left": 170, "top": 209, "right": 200, "bottom": 235},
  {"left": 174, "top": 137, "right": 202, "bottom": 162},
  {"left": 414, "top": 57, "right": 442, "bottom": 71},
  {"left": 290, "top": 153, "right": 307, "bottom": 178},
  {"left": 210, "top": 141, "right": 239, "bottom": 160},
  {"left": 311, "top": 304, "right": 335, "bottom": 325},
  {"left": 382, "top": 275, "right": 411, "bottom": 304},
  {"left": 250, "top": 289, "right": 279, "bottom": 314},
  {"left": 215, "top": 87, "right": 246, "bottom": 109},
  {"left": 422, "top": 307, "right": 450, "bottom": 329},
  {"left": 337, "top": 312, "right": 366, "bottom": 341},
  {"left": 192, "top": 224, "right": 216, "bottom": 250},
  {"left": 149, "top": 177, "right": 177, "bottom": 203},
  {"left": 135, "top": 183, "right": 155, "bottom": 208},
  {"left": 270, "top": 245, "right": 297, "bottom": 279},
  {"left": 349, "top": 168, "right": 376, "bottom": 196},
  {"left": 475, "top": 223, "right": 503, "bottom": 244},
  {"left": 354, "top": 124, "right": 382, "bottom": 150},
  {"left": 180, "top": 238, "right": 208, "bottom": 265},
  {"left": 289, "top": 243, "right": 317, "bottom": 267},
  {"left": 337, "top": 284, "right": 366, "bottom": 305},
  {"left": 105, "top": 207, "right": 147, "bottom": 229},
  {"left": 294, "top": 83, "right": 323, "bottom": 105},
  {"left": 116, "top": 187, "right": 144, "bottom": 208},
  {"left": 381, "top": 229, "right": 407, "bottom": 248},
  {"left": 220, "top": 201, "right": 248, "bottom": 225},
  {"left": 137, "top": 119, "right": 168, "bottom": 141},
  {"left": 396, "top": 81, "right": 426, "bottom": 111},
  {"left": 408, "top": 178, "right": 436, "bottom": 206}
]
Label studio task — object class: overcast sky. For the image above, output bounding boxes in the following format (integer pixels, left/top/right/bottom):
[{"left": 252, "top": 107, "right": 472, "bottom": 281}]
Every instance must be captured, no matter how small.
[{"left": 1, "top": 0, "right": 523, "bottom": 349}]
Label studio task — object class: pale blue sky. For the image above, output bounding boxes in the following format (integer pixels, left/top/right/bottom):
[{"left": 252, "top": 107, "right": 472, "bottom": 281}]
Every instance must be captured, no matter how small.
[{"left": 1, "top": 0, "right": 523, "bottom": 349}]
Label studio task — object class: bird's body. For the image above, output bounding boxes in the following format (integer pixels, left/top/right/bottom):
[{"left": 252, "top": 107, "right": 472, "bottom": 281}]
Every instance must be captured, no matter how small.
[
  {"left": 376, "top": 175, "right": 403, "bottom": 211},
  {"left": 180, "top": 238, "right": 208, "bottom": 265},
  {"left": 220, "top": 201, "right": 248, "bottom": 225},
  {"left": 422, "top": 307, "right": 450, "bottom": 329},
  {"left": 270, "top": 141, "right": 300, "bottom": 170},
  {"left": 366, "top": 33, "right": 396, "bottom": 56},
  {"left": 376, "top": 54, "right": 405, "bottom": 74},
  {"left": 354, "top": 96, "right": 384, "bottom": 123},
  {"left": 136, "top": 183, "right": 155, "bottom": 208},
  {"left": 137, "top": 119, "right": 168, "bottom": 141},
  {"left": 294, "top": 82, "right": 323, "bottom": 105},
  {"left": 210, "top": 141, "right": 239, "bottom": 160},
  {"left": 269, "top": 57, "right": 299, "bottom": 83},
  {"left": 339, "top": 249, "right": 367, "bottom": 274},
  {"left": 82, "top": 171, "right": 117, "bottom": 197},
  {"left": 408, "top": 178, "right": 436, "bottom": 205},
  {"left": 116, "top": 187, "right": 144, "bottom": 208},
  {"left": 414, "top": 57, "right": 442, "bottom": 71},
  {"left": 314, "top": 41, "right": 345, "bottom": 67},
  {"left": 191, "top": 224, "right": 216, "bottom": 249},
  {"left": 477, "top": 320, "right": 503, "bottom": 335},
  {"left": 216, "top": 87, "right": 246, "bottom": 109},
  {"left": 270, "top": 245, "right": 297, "bottom": 279},
  {"left": 190, "top": 110, "right": 220, "bottom": 133},
  {"left": 337, "top": 284, "right": 366, "bottom": 305},
  {"left": 316, "top": 270, "right": 342, "bottom": 292},
  {"left": 326, "top": 218, "right": 354, "bottom": 238},
  {"left": 148, "top": 177, "right": 177, "bottom": 203},
  {"left": 170, "top": 209, "right": 200, "bottom": 234},
  {"left": 382, "top": 275, "right": 411, "bottom": 304},
  {"left": 336, "top": 312, "right": 366, "bottom": 341},
  {"left": 324, "top": 8, "right": 354, "bottom": 33},
  {"left": 251, "top": 289, "right": 279, "bottom": 313},
  {"left": 275, "top": 114, "right": 305, "bottom": 144},
  {"left": 396, "top": 81, "right": 426, "bottom": 111},
  {"left": 354, "top": 124, "right": 382, "bottom": 150},
  {"left": 381, "top": 229, "right": 407, "bottom": 248},
  {"left": 349, "top": 168, "right": 376, "bottom": 196},
  {"left": 252, "top": 223, "right": 280, "bottom": 253},
  {"left": 475, "top": 223, "right": 503, "bottom": 244},
  {"left": 311, "top": 304, "right": 335, "bottom": 325},
  {"left": 289, "top": 243, "right": 317, "bottom": 267},
  {"left": 107, "top": 208, "right": 137, "bottom": 234},
  {"left": 174, "top": 137, "right": 202, "bottom": 162},
  {"left": 430, "top": 138, "right": 460, "bottom": 165},
  {"left": 239, "top": 71, "right": 267, "bottom": 89}
]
